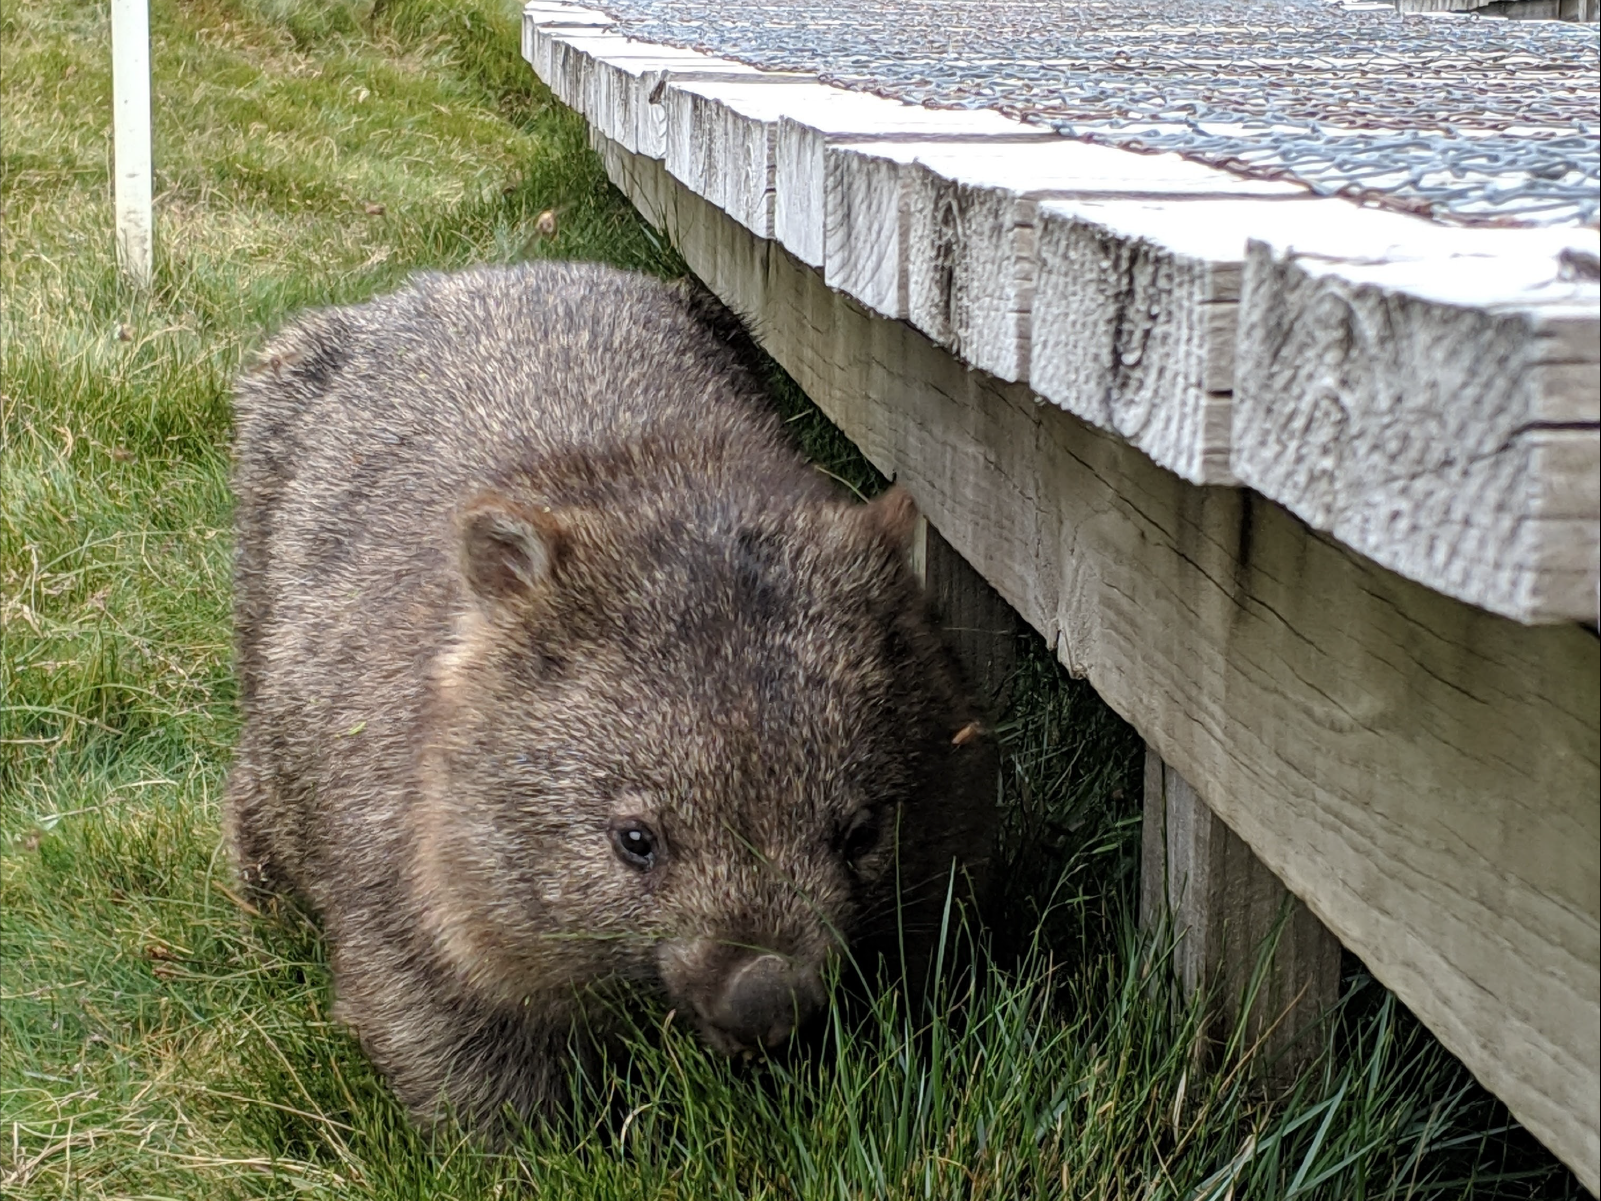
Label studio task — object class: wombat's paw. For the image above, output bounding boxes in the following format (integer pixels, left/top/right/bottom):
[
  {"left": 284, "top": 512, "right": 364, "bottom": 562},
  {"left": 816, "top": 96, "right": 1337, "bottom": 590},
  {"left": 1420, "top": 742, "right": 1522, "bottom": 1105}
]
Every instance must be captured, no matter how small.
[
  {"left": 231, "top": 856, "right": 278, "bottom": 895},
  {"left": 223, "top": 838, "right": 296, "bottom": 909}
]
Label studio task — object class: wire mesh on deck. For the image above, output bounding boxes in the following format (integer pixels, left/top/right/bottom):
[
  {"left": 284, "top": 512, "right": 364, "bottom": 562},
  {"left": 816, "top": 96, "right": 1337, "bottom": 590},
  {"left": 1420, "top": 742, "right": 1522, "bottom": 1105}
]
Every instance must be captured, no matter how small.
[{"left": 580, "top": 0, "right": 1600, "bottom": 226}]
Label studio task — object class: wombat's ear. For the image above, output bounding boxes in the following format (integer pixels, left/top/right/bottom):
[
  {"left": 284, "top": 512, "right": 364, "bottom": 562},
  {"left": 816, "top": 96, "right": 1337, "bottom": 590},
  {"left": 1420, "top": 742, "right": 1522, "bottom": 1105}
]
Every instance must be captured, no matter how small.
[
  {"left": 459, "top": 495, "right": 564, "bottom": 607},
  {"left": 859, "top": 485, "right": 920, "bottom": 554}
]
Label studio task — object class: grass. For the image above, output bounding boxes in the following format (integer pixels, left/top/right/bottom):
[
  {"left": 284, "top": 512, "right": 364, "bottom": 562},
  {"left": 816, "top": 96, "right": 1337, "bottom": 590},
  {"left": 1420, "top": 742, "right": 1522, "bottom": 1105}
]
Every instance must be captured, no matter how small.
[{"left": 0, "top": 0, "right": 1584, "bottom": 1196}]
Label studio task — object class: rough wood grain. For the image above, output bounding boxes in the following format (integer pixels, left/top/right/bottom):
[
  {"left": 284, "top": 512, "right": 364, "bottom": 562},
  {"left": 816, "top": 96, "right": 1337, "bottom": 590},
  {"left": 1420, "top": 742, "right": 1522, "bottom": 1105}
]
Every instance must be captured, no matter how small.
[
  {"left": 893, "top": 141, "right": 1305, "bottom": 383},
  {"left": 665, "top": 81, "right": 1048, "bottom": 250},
  {"left": 773, "top": 101, "right": 1053, "bottom": 270},
  {"left": 663, "top": 79, "right": 827, "bottom": 238},
  {"left": 822, "top": 141, "right": 924, "bottom": 319},
  {"left": 1029, "top": 197, "right": 1433, "bottom": 485},
  {"left": 1025, "top": 196, "right": 1587, "bottom": 489},
  {"left": 530, "top": 27, "right": 777, "bottom": 159},
  {"left": 522, "top": 4, "right": 615, "bottom": 87},
  {"left": 1142, "top": 749, "right": 1343, "bottom": 1086},
  {"left": 591, "top": 137, "right": 1600, "bottom": 1190},
  {"left": 822, "top": 139, "right": 1306, "bottom": 342},
  {"left": 1235, "top": 237, "right": 1601, "bottom": 624}
]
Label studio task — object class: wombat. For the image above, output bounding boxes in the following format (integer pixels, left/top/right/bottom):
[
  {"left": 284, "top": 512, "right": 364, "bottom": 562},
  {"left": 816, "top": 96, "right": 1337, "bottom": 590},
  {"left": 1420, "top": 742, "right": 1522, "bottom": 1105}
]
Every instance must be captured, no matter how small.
[{"left": 225, "top": 260, "right": 996, "bottom": 1130}]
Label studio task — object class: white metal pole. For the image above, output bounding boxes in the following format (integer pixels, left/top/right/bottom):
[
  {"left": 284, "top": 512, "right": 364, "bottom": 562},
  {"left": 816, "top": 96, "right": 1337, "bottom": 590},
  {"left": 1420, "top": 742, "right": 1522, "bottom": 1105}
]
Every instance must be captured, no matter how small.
[{"left": 111, "top": 0, "right": 152, "bottom": 287}]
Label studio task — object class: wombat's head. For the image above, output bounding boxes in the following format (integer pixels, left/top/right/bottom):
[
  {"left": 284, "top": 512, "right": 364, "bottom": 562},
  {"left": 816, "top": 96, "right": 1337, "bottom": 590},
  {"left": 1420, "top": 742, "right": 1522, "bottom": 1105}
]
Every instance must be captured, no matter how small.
[{"left": 411, "top": 477, "right": 995, "bottom": 1054}]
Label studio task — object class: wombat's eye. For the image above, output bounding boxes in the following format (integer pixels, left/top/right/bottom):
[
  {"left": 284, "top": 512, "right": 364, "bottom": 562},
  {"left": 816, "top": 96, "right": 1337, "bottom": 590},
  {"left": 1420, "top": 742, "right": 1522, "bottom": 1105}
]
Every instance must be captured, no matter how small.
[
  {"left": 609, "top": 819, "right": 659, "bottom": 872},
  {"left": 838, "top": 809, "right": 882, "bottom": 865}
]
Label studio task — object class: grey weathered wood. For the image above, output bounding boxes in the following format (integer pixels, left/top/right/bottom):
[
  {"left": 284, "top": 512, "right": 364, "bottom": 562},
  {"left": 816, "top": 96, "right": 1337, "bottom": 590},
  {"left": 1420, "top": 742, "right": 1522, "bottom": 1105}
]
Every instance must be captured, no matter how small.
[
  {"left": 1396, "top": 0, "right": 1598, "bottom": 17},
  {"left": 822, "top": 139, "right": 1306, "bottom": 342},
  {"left": 1142, "top": 749, "right": 1343, "bottom": 1082},
  {"left": 668, "top": 80, "right": 1049, "bottom": 251},
  {"left": 529, "top": 27, "right": 778, "bottom": 160},
  {"left": 1027, "top": 195, "right": 1594, "bottom": 491},
  {"left": 923, "top": 520, "right": 1021, "bottom": 710},
  {"left": 590, "top": 136, "right": 1600, "bottom": 1190},
  {"left": 1235, "top": 237, "right": 1601, "bottom": 625},
  {"left": 892, "top": 141, "right": 1306, "bottom": 383},
  {"left": 532, "top": 4, "right": 1601, "bottom": 624},
  {"left": 522, "top": 3, "right": 615, "bottom": 84},
  {"left": 1031, "top": 198, "right": 1247, "bottom": 486},
  {"left": 1029, "top": 197, "right": 1440, "bottom": 486},
  {"left": 774, "top": 102, "right": 1054, "bottom": 270},
  {"left": 822, "top": 140, "right": 924, "bottom": 319},
  {"left": 663, "top": 79, "right": 836, "bottom": 238},
  {"left": 572, "top": 39, "right": 759, "bottom": 157}
]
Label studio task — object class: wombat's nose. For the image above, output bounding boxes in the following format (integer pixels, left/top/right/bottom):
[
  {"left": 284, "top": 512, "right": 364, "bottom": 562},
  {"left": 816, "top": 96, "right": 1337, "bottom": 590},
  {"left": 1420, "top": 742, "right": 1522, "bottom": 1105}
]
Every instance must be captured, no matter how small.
[{"left": 708, "top": 954, "right": 824, "bottom": 1051}]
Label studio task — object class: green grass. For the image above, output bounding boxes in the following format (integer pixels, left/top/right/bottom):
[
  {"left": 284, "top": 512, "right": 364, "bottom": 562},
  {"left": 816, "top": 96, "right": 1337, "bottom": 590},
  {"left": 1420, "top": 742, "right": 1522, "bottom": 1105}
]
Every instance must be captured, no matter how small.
[{"left": 0, "top": 1, "right": 1584, "bottom": 1196}]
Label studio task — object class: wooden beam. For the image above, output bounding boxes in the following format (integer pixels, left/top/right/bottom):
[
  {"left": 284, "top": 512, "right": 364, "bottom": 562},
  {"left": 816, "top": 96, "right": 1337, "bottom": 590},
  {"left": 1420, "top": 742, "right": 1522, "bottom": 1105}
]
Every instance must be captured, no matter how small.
[
  {"left": 897, "top": 142, "right": 1304, "bottom": 387},
  {"left": 535, "top": 30, "right": 773, "bottom": 159},
  {"left": 1395, "top": 0, "right": 1598, "bottom": 17},
  {"left": 822, "top": 139, "right": 1303, "bottom": 386},
  {"left": 663, "top": 78, "right": 823, "bottom": 238},
  {"left": 591, "top": 135, "right": 1601, "bottom": 1190},
  {"left": 774, "top": 102, "right": 1054, "bottom": 271},
  {"left": 1029, "top": 196, "right": 1461, "bottom": 486},
  {"left": 664, "top": 78, "right": 1056, "bottom": 249},
  {"left": 1141, "top": 748, "right": 1343, "bottom": 1084},
  {"left": 521, "top": 3, "right": 614, "bottom": 78}
]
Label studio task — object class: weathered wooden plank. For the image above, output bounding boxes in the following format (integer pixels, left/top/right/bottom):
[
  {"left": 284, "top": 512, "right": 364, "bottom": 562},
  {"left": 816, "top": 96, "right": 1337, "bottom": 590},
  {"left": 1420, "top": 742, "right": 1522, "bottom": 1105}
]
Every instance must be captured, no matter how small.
[
  {"left": 822, "top": 140, "right": 924, "bottom": 319},
  {"left": 1032, "top": 198, "right": 1253, "bottom": 486},
  {"left": 529, "top": 27, "right": 776, "bottom": 159},
  {"left": 663, "top": 79, "right": 827, "bottom": 238},
  {"left": 892, "top": 141, "right": 1306, "bottom": 384},
  {"left": 665, "top": 80, "right": 1046, "bottom": 251},
  {"left": 591, "top": 136, "right": 1600, "bottom": 1190},
  {"left": 521, "top": 3, "right": 614, "bottom": 83},
  {"left": 1142, "top": 749, "right": 1343, "bottom": 1086},
  {"left": 1029, "top": 197, "right": 1485, "bottom": 486},
  {"left": 1235, "top": 237, "right": 1601, "bottom": 624},
  {"left": 773, "top": 100, "right": 1053, "bottom": 270},
  {"left": 522, "top": 1, "right": 612, "bottom": 30},
  {"left": 823, "top": 140, "right": 1306, "bottom": 339},
  {"left": 1397, "top": 0, "right": 1598, "bottom": 16}
]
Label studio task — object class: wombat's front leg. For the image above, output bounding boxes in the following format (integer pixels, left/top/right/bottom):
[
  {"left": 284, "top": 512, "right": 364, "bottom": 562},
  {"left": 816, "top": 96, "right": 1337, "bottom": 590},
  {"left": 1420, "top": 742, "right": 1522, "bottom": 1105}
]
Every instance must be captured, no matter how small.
[{"left": 332, "top": 951, "right": 586, "bottom": 1134}]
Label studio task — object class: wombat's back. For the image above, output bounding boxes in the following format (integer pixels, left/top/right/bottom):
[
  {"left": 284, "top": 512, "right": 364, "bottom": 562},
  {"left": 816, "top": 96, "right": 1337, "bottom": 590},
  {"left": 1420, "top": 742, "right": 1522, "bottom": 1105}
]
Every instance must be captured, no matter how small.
[{"left": 233, "top": 260, "right": 784, "bottom": 584}]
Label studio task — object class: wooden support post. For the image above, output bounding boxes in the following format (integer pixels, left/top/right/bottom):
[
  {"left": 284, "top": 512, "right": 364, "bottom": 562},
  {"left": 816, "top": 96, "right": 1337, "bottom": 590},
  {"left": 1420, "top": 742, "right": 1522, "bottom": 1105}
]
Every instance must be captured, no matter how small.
[
  {"left": 112, "top": 0, "right": 153, "bottom": 286},
  {"left": 1141, "top": 747, "right": 1342, "bottom": 1082},
  {"left": 913, "top": 515, "right": 1021, "bottom": 709}
]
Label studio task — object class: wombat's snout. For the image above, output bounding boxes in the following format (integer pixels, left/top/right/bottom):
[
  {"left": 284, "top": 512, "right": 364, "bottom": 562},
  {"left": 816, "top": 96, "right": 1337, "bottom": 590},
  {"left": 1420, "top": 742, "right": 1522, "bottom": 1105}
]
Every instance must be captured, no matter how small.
[{"left": 703, "top": 954, "right": 825, "bottom": 1053}]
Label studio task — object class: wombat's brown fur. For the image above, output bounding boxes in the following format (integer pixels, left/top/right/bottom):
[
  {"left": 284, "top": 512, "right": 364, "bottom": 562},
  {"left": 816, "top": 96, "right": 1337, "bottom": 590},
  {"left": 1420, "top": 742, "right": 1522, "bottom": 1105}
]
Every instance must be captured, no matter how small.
[{"left": 226, "top": 260, "right": 995, "bottom": 1130}]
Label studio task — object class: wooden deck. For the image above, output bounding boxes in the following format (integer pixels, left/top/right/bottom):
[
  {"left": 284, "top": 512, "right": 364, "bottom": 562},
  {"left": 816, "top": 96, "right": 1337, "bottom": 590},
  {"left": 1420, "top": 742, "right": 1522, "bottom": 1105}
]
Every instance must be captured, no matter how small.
[{"left": 522, "top": 3, "right": 1601, "bottom": 1188}]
